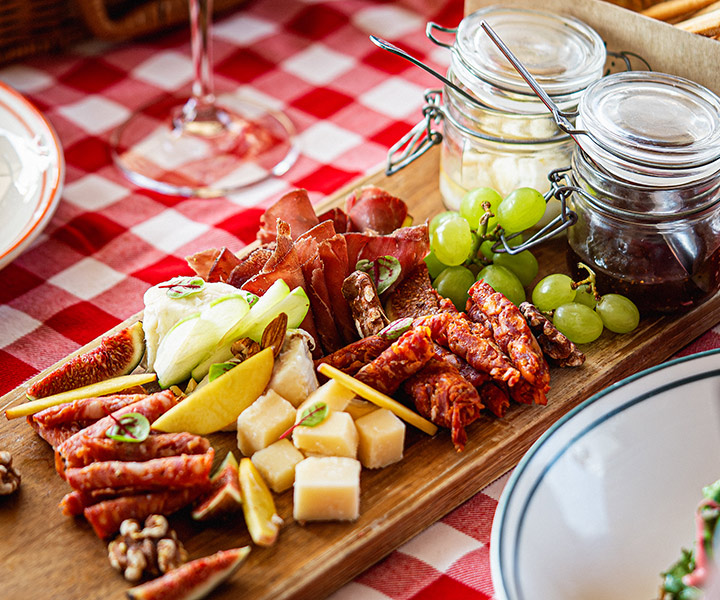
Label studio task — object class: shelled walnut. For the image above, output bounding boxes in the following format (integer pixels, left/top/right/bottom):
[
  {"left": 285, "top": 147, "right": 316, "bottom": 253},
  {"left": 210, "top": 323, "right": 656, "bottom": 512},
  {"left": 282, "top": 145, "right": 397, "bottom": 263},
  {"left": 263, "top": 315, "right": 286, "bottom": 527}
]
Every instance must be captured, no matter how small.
[
  {"left": 0, "top": 451, "right": 20, "bottom": 495},
  {"left": 108, "top": 515, "right": 188, "bottom": 582}
]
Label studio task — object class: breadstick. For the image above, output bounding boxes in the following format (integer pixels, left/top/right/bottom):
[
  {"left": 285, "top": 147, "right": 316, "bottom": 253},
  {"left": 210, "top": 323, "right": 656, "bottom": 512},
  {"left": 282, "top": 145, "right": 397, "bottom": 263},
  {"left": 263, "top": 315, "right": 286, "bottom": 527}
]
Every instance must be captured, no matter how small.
[
  {"left": 642, "top": 0, "right": 718, "bottom": 20},
  {"left": 675, "top": 7, "right": 720, "bottom": 34}
]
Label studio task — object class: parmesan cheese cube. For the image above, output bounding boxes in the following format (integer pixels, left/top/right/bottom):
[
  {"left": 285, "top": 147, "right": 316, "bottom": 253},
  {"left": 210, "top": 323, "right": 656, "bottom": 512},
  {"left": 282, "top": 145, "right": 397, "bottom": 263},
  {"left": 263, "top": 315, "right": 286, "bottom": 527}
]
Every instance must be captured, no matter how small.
[
  {"left": 344, "top": 397, "right": 378, "bottom": 421},
  {"left": 296, "top": 379, "right": 356, "bottom": 416},
  {"left": 236, "top": 390, "right": 296, "bottom": 456},
  {"left": 251, "top": 439, "right": 304, "bottom": 493},
  {"left": 293, "top": 456, "right": 361, "bottom": 522},
  {"left": 268, "top": 332, "right": 318, "bottom": 407},
  {"left": 292, "top": 411, "right": 358, "bottom": 458},
  {"left": 355, "top": 408, "right": 405, "bottom": 469}
]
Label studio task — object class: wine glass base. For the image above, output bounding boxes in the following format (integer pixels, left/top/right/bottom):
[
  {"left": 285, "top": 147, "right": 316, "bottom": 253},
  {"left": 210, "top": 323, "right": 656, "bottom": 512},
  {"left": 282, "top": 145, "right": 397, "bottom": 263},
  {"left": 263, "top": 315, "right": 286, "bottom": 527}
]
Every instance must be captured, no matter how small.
[{"left": 111, "top": 94, "right": 298, "bottom": 198}]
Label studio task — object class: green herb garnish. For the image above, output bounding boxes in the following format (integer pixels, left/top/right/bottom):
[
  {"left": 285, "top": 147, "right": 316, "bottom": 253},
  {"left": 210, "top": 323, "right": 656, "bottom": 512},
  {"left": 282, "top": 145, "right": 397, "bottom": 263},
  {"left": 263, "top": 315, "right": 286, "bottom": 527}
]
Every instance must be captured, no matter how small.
[
  {"left": 105, "top": 412, "right": 150, "bottom": 443},
  {"left": 208, "top": 359, "right": 242, "bottom": 382},
  {"left": 356, "top": 255, "right": 402, "bottom": 295},
  {"left": 159, "top": 276, "right": 206, "bottom": 299},
  {"left": 278, "top": 402, "right": 328, "bottom": 440}
]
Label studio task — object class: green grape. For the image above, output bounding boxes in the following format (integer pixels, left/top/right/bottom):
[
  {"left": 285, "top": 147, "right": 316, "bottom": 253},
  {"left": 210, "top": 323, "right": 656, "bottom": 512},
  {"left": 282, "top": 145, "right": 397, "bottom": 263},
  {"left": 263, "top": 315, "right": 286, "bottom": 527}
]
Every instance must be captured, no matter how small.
[
  {"left": 574, "top": 284, "right": 598, "bottom": 309},
  {"left": 431, "top": 217, "right": 473, "bottom": 266},
  {"left": 532, "top": 273, "right": 576, "bottom": 312},
  {"left": 492, "top": 249, "right": 538, "bottom": 287},
  {"left": 479, "top": 234, "right": 524, "bottom": 261},
  {"left": 553, "top": 302, "right": 604, "bottom": 344},
  {"left": 460, "top": 187, "right": 502, "bottom": 231},
  {"left": 497, "top": 187, "right": 546, "bottom": 233},
  {"left": 434, "top": 266, "right": 476, "bottom": 311},
  {"left": 477, "top": 264, "right": 525, "bottom": 306},
  {"left": 429, "top": 211, "right": 460, "bottom": 236},
  {"left": 595, "top": 293, "right": 640, "bottom": 333},
  {"left": 424, "top": 250, "right": 448, "bottom": 280}
]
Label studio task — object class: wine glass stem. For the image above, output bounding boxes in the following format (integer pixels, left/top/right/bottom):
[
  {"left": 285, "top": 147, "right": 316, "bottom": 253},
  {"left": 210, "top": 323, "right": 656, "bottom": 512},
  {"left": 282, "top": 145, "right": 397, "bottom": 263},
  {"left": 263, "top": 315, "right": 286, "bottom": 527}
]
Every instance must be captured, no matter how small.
[{"left": 182, "top": 0, "right": 220, "bottom": 126}]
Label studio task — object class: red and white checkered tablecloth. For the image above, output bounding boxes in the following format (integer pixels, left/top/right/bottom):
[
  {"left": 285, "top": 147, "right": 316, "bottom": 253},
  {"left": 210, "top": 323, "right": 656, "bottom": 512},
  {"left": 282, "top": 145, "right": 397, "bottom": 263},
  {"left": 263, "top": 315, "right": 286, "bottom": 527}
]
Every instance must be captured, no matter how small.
[{"left": 1, "top": 1, "right": 719, "bottom": 599}]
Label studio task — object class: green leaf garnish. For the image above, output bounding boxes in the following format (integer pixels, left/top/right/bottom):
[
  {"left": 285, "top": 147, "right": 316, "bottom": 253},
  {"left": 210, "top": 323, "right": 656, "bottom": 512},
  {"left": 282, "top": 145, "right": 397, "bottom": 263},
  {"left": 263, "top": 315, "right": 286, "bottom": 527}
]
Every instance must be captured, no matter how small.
[
  {"left": 159, "top": 276, "right": 206, "bottom": 299},
  {"left": 278, "top": 402, "right": 328, "bottom": 440},
  {"left": 209, "top": 359, "right": 241, "bottom": 382},
  {"left": 378, "top": 317, "right": 413, "bottom": 341},
  {"left": 356, "top": 255, "right": 402, "bottom": 295},
  {"left": 105, "top": 412, "right": 150, "bottom": 443},
  {"left": 240, "top": 291, "right": 259, "bottom": 308}
]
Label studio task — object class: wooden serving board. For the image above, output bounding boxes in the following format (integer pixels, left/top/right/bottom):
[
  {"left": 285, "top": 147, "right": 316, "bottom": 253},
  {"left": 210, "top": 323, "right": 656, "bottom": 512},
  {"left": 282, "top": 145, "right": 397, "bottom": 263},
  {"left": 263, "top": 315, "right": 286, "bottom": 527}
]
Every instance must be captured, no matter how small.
[{"left": 2, "top": 146, "right": 718, "bottom": 600}]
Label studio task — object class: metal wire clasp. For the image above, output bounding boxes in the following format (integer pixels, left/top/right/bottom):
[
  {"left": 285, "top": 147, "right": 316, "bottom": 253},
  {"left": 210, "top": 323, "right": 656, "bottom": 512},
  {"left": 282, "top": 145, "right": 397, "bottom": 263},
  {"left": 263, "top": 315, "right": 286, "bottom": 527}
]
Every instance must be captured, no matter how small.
[
  {"left": 386, "top": 90, "right": 444, "bottom": 176},
  {"left": 492, "top": 167, "right": 579, "bottom": 254}
]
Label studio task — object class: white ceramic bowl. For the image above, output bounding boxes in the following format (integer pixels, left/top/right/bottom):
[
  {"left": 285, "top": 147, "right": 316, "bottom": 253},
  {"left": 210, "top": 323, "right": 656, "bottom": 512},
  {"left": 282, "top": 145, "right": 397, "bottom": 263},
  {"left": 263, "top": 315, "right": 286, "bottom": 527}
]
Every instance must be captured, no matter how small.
[{"left": 491, "top": 348, "right": 720, "bottom": 600}]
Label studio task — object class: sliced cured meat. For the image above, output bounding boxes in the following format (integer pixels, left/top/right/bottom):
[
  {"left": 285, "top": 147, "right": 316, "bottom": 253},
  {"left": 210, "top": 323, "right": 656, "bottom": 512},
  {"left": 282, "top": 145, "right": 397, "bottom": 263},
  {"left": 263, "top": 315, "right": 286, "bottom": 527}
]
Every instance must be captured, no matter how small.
[
  {"left": 385, "top": 263, "right": 456, "bottom": 320},
  {"left": 61, "top": 487, "right": 141, "bottom": 517},
  {"left": 27, "top": 418, "right": 93, "bottom": 449},
  {"left": 344, "top": 224, "right": 430, "bottom": 296},
  {"left": 66, "top": 450, "right": 214, "bottom": 492},
  {"left": 317, "top": 206, "right": 348, "bottom": 233},
  {"left": 354, "top": 327, "right": 434, "bottom": 395},
  {"left": 404, "top": 357, "right": 484, "bottom": 452},
  {"left": 415, "top": 313, "right": 520, "bottom": 386},
  {"left": 345, "top": 186, "right": 408, "bottom": 234},
  {"left": 314, "top": 335, "right": 392, "bottom": 376},
  {"left": 227, "top": 246, "right": 274, "bottom": 288},
  {"left": 342, "top": 271, "right": 389, "bottom": 338},
  {"left": 32, "top": 393, "right": 147, "bottom": 428},
  {"left": 84, "top": 488, "right": 207, "bottom": 539},
  {"left": 479, "top": 381, "right": 511, "bottom": 418},
  {"left": 62, "top": 432, "right": 210, "bottom": 469},
  {"left": 468, "top": 282, "right": 551, "bottom": 392},
  {"left": 519, "top": 301, "right": 585, "bottom": 367},
  {"left": 508, "top": 377, "right": 548, "bottom": 406},
  {"left": 257, "top": 189, "right": 319, "bottom": 243},
  {"left": 431, "top": 344, "right": 489, "bottom": 388},
  {"left": 185, "top": 247, "right": 243, "bottom": 283},
  {"left": 56, "top": 390, "right": 178, "bottom": 476},
  {"left": 316, "top": 235, "right": 356, "bottom": 345}
]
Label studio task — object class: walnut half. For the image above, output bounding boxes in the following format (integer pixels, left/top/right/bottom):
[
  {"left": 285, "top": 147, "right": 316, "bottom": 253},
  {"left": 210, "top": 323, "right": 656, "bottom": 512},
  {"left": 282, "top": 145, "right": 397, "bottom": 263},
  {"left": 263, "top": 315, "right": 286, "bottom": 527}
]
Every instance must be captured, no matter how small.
[
  {"left": 0, "top": 451, "right": 20, "bottom": 495},
  {"left": 108, "top": 515, "right": 188, "bottom": 582}
]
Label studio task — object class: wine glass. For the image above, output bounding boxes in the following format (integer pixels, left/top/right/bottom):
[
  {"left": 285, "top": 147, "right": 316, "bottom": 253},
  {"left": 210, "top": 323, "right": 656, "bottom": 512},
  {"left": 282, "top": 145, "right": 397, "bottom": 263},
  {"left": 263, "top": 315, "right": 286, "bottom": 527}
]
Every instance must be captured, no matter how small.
[{"left": 111, "top": 0, "right": 297, "bottom": 198}]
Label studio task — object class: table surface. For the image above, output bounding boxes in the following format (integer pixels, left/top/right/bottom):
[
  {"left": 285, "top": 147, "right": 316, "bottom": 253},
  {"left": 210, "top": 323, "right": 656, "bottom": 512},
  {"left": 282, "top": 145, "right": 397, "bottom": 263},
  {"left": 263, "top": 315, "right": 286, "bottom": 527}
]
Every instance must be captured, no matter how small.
[{"left": 1, "top": 1, "right": 719, "bottom": 599}]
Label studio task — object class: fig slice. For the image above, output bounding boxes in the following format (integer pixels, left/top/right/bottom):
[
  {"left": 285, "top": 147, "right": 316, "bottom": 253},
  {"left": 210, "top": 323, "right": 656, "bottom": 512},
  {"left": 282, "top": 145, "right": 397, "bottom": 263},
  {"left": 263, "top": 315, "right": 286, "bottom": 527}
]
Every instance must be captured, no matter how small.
[
  {"left": 27, "top": 321, "right": 145, "bottom": 400},
  {"left": 191, "top": 451, "right": 242, "bottom": 521},
  {"left": 126, "top": 546, "right": 251, "bottom": 600}
]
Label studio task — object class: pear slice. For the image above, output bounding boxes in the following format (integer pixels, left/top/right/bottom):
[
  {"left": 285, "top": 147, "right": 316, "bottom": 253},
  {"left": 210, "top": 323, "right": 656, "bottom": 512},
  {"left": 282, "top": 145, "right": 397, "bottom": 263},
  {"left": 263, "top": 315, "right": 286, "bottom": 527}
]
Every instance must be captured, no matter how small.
[
  {"left": 191, "top": 280, "right": 292, "bottom": 382},
  {"left": 154, "top": 294, "right": 251, "bottom": 388},
  {"left": 5, "top": 373, "right": 157, "bottom": 419},
  {"left": 151, "top": 348, "right": 274, "bottom": 434}
]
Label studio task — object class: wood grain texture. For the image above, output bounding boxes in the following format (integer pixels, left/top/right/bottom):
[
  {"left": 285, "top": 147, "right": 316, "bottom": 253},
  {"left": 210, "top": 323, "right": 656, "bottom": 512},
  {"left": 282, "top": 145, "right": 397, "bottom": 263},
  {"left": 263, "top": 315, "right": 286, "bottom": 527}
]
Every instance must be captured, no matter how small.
[{"left": 1, "top": 146, "right": 718, "bottom": 600}]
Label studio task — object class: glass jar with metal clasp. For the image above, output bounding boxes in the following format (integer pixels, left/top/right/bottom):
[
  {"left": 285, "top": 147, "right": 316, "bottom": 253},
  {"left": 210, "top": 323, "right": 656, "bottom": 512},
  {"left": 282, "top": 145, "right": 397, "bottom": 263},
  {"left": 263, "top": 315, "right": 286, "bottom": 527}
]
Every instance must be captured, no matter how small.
[
  {"left": 387, "top": 6, "right": 608, "bottom": 226},
  {"left": 548, "top": 71, "right": 720, "bottom": 314}
]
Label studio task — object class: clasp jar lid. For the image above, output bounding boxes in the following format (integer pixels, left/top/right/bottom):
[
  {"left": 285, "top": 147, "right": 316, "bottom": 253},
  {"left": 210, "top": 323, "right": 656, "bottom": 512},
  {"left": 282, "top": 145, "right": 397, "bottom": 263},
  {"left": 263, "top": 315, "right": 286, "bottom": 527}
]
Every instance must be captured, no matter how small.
[
  {"left": 577, "top": 71, "right": 720, "bottom": 182},
  {"left": 455, "top": 7, "right": 605, "bottom": 100}
]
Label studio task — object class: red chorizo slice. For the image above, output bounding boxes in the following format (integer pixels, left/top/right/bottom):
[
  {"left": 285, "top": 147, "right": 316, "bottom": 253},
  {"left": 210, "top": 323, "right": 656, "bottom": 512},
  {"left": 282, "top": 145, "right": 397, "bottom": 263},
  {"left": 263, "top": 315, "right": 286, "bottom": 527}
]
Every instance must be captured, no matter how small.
[
  {"left": 62, "top": 432, "right": 210, "bottom": 469},
  {"left": 60, "top": 487, "right": 141, "bottom": 516},
  {"left": 27, "top": 418, "right": 93, "bottom": 449},
  {"left": 314, "top": 335, "right": 392, "bottom": 376},
  {"left": 354, "top": 326, "right": 434, "bottom": 395},
  {"left": 84, "top": 488, "right": 207, "bottom": 539},
  {"left": 32, "top": 393, "right": 147, "bottom": 427},
  {"left": 66, "top": 450, "right": 214, "bottom": 492}
]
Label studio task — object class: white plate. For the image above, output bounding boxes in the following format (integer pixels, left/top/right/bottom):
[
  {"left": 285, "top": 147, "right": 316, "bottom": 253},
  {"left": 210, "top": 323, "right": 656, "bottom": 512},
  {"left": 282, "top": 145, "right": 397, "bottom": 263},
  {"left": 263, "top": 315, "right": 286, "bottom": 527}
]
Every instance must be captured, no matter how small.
[
  {"left": 491, "top": 348, "right": 720, "bottom": 600},
  {"left": 0, "top": 81, "right": 64, "bottom": 271}
]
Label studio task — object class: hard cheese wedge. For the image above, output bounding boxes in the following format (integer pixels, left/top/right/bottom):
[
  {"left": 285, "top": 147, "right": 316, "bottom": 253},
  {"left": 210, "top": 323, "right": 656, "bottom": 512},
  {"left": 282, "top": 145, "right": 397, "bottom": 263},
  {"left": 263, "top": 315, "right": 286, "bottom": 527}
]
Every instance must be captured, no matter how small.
[{"left": 152, "top": 348, "right": 274, "bottom": 435}]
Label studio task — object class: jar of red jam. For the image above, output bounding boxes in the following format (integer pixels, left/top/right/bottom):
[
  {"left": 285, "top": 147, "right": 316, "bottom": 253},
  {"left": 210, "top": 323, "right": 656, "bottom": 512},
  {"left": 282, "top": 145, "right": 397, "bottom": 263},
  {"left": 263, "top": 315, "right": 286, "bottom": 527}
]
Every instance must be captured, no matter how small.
[{"left": 564, "top": 71, "right": 720, "bottom": 314}]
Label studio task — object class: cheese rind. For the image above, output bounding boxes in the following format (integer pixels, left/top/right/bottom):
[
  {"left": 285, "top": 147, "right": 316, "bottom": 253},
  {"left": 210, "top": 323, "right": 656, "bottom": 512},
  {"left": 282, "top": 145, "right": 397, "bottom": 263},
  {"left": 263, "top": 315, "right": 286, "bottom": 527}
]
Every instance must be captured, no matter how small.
[
  {"left": 355, "top": 408, "right": 405, "bottom": 469},
  {"left": 251, "top": 439, "right": 305, "bottom": 493},
  {"left": 293, "top": 456, "right": 361, "bottom": 522},
  {"left": 236, "top": 389, "right": 296, "bottom": 456},
  {"left": 268, "top": 331, "right": 318, "bottom": 407},
  {"left": 292, "top": 411, "right": 358, "bottom": 458}
]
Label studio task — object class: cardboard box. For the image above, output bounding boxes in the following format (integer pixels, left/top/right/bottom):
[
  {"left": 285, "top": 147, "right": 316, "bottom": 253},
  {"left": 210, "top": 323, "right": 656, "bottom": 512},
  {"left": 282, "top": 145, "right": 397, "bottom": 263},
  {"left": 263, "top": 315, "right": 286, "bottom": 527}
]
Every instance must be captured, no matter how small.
[{"left": 464, "top": 0, "right": 720, "bottom": 95}]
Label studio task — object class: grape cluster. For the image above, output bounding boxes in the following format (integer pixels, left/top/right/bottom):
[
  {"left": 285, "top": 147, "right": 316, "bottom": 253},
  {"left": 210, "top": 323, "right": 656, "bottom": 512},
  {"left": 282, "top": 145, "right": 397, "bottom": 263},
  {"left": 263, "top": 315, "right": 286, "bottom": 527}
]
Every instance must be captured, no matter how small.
[
  {"left": 532, "top": 272, "right": 640, "bottom": 344},
  {"left": 426, "top": 186, "right": 641, "bottom": 345},
  {"left": 425, "top": 186, "right": 544, "bottom": 310}
]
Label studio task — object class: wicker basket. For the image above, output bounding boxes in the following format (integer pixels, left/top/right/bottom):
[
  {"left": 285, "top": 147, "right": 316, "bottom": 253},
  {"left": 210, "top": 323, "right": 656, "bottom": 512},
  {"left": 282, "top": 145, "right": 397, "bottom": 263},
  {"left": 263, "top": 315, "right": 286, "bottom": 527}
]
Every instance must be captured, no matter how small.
[{"left": 0, "top": 0, "right": 246, "bottom": 65}]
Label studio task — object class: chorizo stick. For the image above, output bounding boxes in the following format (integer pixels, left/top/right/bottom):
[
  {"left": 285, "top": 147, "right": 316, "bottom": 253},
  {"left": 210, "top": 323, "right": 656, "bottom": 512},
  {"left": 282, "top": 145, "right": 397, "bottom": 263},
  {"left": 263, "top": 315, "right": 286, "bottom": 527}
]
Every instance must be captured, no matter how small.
[{"left": 32, "top": 393, "right": 147, "bottom": 427}]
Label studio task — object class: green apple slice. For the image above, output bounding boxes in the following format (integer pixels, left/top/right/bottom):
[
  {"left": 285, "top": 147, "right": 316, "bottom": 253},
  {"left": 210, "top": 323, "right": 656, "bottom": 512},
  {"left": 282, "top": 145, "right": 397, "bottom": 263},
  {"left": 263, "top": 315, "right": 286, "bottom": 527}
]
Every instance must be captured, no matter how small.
[
  {"left": 242, "top": 286, "right": 310, "bottom": 342},
  {"left": 154, "top": 294, "right": 251, "bottom": 388},
  {"left": 191, "top": 280, "right": 291, "bottom": 381}
]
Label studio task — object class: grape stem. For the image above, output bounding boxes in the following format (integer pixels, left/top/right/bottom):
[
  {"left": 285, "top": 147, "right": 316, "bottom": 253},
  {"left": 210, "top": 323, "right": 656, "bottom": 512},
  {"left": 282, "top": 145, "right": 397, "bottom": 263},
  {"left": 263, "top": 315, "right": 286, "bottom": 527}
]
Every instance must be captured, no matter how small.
[{"left": 571, "top": 262, "right": 601, "bottom": 300}]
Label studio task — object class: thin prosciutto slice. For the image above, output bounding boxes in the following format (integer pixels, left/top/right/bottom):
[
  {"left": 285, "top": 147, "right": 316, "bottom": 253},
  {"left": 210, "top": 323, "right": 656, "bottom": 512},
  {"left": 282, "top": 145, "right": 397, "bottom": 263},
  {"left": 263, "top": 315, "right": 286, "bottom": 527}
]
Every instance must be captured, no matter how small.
[
  {"left": 186, "top": 247, "right": 243, "bottom": 282},
  {"left": 257, "top": 189, "right": 319, "bottom": 243},
  {"left": 345, "top": 186, "right": 408, "bottom": 234},
  {"left": 65, "top": 450, "right": 214, "bottom": 492},
  {"left": 84, "top": 488, "right": 207, "bottom": 539}
]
